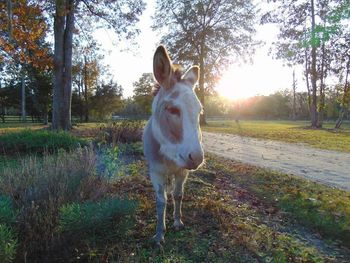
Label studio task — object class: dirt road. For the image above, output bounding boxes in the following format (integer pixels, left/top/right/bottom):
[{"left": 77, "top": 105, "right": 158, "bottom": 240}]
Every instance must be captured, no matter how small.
[{"left": 202, "top": 132, "right": 350, "bottom": 191}]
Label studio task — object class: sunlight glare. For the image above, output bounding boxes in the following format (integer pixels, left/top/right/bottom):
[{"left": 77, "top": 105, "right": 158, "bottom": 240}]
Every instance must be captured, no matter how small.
[{"left": 216, "top": 53, "right": 295, "bottom": 101}]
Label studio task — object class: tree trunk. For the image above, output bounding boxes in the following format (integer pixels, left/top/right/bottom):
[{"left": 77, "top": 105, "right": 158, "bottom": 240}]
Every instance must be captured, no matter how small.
[
  {"left": 335, "top": 108, "right": 348, "bottom": 129},
  {"left": 317, "top": 36, "right": 327, "bottom": 128},
  {"left": 292, "top": 69, "right": 296, "bottom": 120},
  {"left": 84, "top": 55, "right": 89, "bottom": 122},
  {"left": 304, "top": 47, "right": 311, "bottom": 115},
  {"left": 21, "top": 71, "right": 26, "bottom": 122},
  {"left": 310, "top": 0, "right": 318, "bottom": 128},
  {"left": 52, "top": 0, "right": 65, "bottom": 130},
  {"left": 43, "top": 110, "right": 48, "bottom": 125},
  {"left": 6, "top": 0, "right": 13, "bottom": 40},
  {"left": 199, "top": 43, "right": 206, "bottom": 125},
  {"left": 335, "top": 56, "right": 350, "bottom": 129},
  {"left": 52, "top": 0, "right": 75, "bottom": 130},
  {"left": 62, "top": 0, "right": 74, "bottom": 130}
]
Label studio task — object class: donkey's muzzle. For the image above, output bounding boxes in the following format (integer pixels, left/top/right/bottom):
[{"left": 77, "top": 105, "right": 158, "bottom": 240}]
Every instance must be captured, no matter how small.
[{"left": 185, "top": 152, "right": 204, "bottom": 170}]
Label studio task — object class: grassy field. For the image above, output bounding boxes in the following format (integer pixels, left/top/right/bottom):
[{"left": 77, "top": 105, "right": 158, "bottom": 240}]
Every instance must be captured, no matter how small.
[
  {"left": 203, "top": 120, "right": 350, "bottom": 152},
  {"left": 0, "top": 123, "right": 349, "bottom": 262},
  {"left": 0, "top": 123, "right": 47, "bottom": 134},
  {"left": 110, "top": 155, "right": 350, "bottom": 262}
]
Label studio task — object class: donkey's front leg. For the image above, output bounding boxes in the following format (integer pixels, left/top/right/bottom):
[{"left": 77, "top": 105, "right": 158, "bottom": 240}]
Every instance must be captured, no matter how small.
[
  {"left": 150, "top": 172, "right": 167, "bottom": 245},
  {"left": 173, "top": 170, "right": 188, "bottom": 230}
]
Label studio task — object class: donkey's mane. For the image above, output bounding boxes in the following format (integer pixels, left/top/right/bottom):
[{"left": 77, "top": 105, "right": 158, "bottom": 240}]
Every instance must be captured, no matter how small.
[{"left": 152, "top": 65, "right": 183, "bottom": 97}]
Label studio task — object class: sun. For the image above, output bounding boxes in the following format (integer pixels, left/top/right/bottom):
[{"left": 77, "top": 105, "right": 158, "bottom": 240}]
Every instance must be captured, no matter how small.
[
  {"left": 216, "top": 66, "right": 259, "bottom": 101},
  {"left": 215, "top": 54, "right": 295, "bottom": 101}
]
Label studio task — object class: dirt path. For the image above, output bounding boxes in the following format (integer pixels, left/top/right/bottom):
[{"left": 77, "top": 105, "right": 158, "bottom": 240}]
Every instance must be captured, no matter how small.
[{"left": 202, "top": 132, "right": 350, "bottom": 191}]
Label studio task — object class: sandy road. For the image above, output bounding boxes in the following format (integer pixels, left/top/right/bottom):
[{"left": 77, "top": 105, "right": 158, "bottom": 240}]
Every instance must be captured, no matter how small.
[{"left": 202, "top": 131, "right": 350, "bottom": 191}]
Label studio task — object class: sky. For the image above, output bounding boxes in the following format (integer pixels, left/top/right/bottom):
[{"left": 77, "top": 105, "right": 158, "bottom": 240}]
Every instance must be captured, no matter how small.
[{"left": 94, "top": 1, "right": 304, "bottom": 100}]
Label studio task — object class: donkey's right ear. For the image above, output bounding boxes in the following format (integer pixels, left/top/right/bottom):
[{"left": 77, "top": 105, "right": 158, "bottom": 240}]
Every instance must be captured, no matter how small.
[{"left": 153, "top": 45, "right": 172, "bottom": 89}]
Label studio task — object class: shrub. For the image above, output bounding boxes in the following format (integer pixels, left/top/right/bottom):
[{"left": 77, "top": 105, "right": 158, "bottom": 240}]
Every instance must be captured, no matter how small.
[
  {"left": 0, "top": 129, "right": 87, "bottom": 156},
  {"left": 104, "top": 120, "right": 143, "bottom": 145},
  {"left": 96, "top": 143, "right": 144, "bottom": 180},
  {"left": 58, "top": 198, "right": 137, "bottom": 239},
  {"left": 71, "top": 120, "right": 144, "bottom": 146},
  {"left": 0, "top": 147, "right": 101, "bottom": 261},
  {"left": 0, "top": 196, "right": 17, "bottom": 225},
  {"left": 0, "top": 224, "right": 17, "bottom": 263},
  {"left": 0, "top": 196, "right": 18, "bottom": 263}
]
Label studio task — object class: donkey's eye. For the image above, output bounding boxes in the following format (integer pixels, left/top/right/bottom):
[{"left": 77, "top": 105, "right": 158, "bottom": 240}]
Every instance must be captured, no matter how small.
[{"left": 167, "top": 107, "right": 181, "bottom": 116}]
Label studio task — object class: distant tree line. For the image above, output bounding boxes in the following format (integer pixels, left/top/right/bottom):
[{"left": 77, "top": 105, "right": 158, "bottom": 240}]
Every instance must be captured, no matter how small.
[{"left": 204, "top": 88, "right": 346, "bottom": 121}]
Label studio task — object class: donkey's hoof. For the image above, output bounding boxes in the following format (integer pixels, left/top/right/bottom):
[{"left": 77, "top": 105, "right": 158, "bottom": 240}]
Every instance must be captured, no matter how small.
[
  {"left": 153, "top": 234, "right": 165, "bottom": 245},
  {"left": 173, "top": 220, "right": 184, "bottom": 231}
]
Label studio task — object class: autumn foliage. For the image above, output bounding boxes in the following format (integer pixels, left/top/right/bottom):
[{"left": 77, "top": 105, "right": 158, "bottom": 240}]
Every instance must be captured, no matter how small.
[{"left": 0, "top": 0, "right": 52, "bottom": 70}]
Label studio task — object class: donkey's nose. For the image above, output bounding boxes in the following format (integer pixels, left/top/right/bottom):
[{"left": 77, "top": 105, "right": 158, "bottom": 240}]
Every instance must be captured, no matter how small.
[{"left": 187, "top": 152, "right": 204, "bottom": 170}]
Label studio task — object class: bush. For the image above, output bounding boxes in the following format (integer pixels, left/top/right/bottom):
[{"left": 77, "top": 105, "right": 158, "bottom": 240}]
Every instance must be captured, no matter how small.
[
  {"left": 0, "top": 224, "right": 17, "bottom": 263},
  {"left": 0, "top": 196, "right": 17, "bottom": 225},
  {"left": 59, "top": 198, "right": 137, "bottom": 239},
  {"left": 100, "top": 120, "right": 143, "bottom": 145},
  {"left": 72, "top": 120, "right": 143, "bottom": 145},
  {"left": 96, "top": 143, "right": 144, "bottom": 180},
  {"left": 0, "top": 147, "right": 101, "bottom": 261},
  {"left": 0, "top": 129, "right": 87, "bottom": 156},
  {"left": 0, "top": 196, "right": 18, "bottom": 263}
]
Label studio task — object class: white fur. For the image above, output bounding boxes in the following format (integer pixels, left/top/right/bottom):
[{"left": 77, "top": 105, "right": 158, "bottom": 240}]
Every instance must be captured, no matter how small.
[{"left": 151, "top": 83, "right": 203, "bottom": 168}]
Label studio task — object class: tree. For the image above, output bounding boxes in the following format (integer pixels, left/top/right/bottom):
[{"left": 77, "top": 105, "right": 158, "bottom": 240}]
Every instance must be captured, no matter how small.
[
  {"left": 72, "top": 40, "right": 103, "bottom": 122},
  {"left": 90, "top": 80, "right": 123, "bottom": 120},
  {"left": 51, "top": 0, "right": 145, "bottom": 130},
  {"left": 153, "top": 0, "right": 257, "bottom": 124},
  {"left": 132, "top": 73, "right": 154, "bottom": 115},
  {"left": 262, "top": 0, "right": 347, "bottom": 128},
  {"left": 0, "top": 0, "right": 52, "bottom": 122},
  {"left": 331, "top": 1, "right": 350, "bottom": 128}
]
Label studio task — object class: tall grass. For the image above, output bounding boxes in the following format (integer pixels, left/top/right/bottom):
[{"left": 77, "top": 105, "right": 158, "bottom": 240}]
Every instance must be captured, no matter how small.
[
  {"left": 71, "top": 120, "right": 144, "bottom": 145},
  {"left": 0, "top": 147, "right": 97, "bottom": 261},
  {"left": 0, "top": 146, "right": 137, "bottom": 262},
  {"left": 0, "top": 196, "right": 18, "bottom": 263}
]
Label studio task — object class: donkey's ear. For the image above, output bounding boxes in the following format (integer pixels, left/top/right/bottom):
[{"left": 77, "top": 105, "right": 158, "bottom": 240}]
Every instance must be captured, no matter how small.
[
  {"left": 153, "top": 45, "right": 172, "bottom": 89},
  {"left": 182, "top": 66, "right": 199, "bottom": 87}
]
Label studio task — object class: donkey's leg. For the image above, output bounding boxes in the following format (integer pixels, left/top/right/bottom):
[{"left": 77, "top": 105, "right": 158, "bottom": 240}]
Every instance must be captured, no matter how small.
[
  {"left": 173, "top": 170, "right": 188, "bottom": 230},
  {"left": 150, "top": 172, "right": 167, "bottom": 244}
]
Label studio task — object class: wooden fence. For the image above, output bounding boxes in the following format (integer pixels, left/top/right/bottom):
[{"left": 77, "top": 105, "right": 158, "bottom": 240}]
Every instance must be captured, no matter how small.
[{"left": 0, "top": 115, "right": 43, "bottom": 123}]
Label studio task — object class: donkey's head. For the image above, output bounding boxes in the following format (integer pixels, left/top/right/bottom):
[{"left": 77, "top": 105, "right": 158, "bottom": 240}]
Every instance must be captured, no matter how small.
[{"left": 151, "top": 45, "right": 204, "bottom": 170}]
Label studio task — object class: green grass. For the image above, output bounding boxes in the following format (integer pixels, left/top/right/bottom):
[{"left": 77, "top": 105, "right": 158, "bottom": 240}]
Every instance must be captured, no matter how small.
[
  {"left": 1, "top": 154, "right": 349, "bottom": 261},
  {"left": 203, "top": 120, "right": 350, "bottom": 152},
  {"left": 0, "top": 129, "right": 87, "bottom": 156},
  {"left": 0, "top": 123, "right": 47, "bottom": 132},
  {"left": 0, "top": 131, "right": 349, "bottom": 262},
  {"left": 100, "top": 156, "right": 350, "bottom": 262},
  {"left": 206, "top": 154, "right": 350, "bottom": 248}
]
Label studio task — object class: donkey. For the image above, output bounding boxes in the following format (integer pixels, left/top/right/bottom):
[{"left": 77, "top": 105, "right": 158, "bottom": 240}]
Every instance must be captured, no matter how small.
[{"left": 143, "top": 45, "right": 204, "bottom": 245}]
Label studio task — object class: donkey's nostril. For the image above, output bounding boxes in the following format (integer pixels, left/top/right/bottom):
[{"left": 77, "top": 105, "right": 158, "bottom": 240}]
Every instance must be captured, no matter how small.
[{"left": 188, "top": 153, "right": 193, "bottom": 161}]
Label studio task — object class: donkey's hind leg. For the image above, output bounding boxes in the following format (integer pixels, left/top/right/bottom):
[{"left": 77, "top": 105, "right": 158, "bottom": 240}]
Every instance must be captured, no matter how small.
[
  {"left": 150, "top": 171, "right": 167, "bottom": 245},
  {"left": 173, "top": 170, "right": 188, "bottom": 230}
]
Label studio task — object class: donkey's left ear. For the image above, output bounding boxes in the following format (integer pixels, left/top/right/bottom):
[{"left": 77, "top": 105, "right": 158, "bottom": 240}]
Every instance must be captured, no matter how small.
[{"left": 182, "top": 66, "right": 200, "bottom": 87}]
